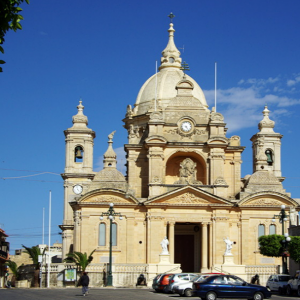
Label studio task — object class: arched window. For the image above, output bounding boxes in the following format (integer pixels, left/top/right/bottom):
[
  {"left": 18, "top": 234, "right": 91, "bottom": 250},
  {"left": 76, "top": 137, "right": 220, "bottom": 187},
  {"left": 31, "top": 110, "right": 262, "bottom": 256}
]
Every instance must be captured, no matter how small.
[
  {"left": 258, "top": 224, "right": 265, "bottom": 238},
  {"left": 269, "top": 224, "right": 276, "bottom": 235},
  {"left": 99, "top": 223, "right": 106, "bottom": 246},
  {"left": 112, "top": 223, "right": 117, "bottom": 246}
]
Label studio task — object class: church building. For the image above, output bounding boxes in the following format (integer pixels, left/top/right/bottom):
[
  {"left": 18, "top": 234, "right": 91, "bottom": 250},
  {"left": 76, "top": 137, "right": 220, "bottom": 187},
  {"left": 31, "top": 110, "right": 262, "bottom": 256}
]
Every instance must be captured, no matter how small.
[{"left": 60, "top": 18, "right": 299, "bottom": 284}]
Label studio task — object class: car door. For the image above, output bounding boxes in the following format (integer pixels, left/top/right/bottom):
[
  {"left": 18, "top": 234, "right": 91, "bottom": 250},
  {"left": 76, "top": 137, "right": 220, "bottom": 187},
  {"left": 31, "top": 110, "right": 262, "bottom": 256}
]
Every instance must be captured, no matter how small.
[
  {"left": 267, "top": 275, "right": 274, "bottom": 291},
  {"left": 227, "top": 276, "right": 250, "bottom": 298},
  {"left": 211, "top": 276, "right": 233, "bottom": 297}
]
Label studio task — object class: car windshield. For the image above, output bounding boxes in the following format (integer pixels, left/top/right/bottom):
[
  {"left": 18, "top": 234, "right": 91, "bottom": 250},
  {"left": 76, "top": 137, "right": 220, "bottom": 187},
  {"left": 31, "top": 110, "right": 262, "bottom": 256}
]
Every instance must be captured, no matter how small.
[{"left": 278, "top": 275, "right": 291, "bottom": 281}]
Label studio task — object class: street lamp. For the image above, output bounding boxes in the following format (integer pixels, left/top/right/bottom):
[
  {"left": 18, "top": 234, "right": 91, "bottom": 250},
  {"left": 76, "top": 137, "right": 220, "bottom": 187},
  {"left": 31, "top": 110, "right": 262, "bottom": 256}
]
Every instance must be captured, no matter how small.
[
  {"left": 99, "top": 203, "right": 124, "bottom": 286},
  {"left": 272, "top": 205, "right": 290, "bottom": 274}
]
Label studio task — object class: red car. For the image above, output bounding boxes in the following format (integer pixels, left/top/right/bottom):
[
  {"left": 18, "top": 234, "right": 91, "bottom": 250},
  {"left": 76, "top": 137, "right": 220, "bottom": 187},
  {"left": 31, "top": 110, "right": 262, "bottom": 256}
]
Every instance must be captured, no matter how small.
[{"left": 157, "top": 273, "right": 174, "bottom": 292}]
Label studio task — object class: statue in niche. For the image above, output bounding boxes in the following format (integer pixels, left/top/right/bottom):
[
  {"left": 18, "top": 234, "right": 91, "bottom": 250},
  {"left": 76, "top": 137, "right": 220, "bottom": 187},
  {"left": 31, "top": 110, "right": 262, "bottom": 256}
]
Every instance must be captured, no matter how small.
[
  {"left": 160, "top": 237, "right": 169, "bottom": 254},
  {"left": 223, "top": 237, "right": 233, "bottom": 255},
  {"left": 174, "top": 158, "right": 203, "bottom": 185}
]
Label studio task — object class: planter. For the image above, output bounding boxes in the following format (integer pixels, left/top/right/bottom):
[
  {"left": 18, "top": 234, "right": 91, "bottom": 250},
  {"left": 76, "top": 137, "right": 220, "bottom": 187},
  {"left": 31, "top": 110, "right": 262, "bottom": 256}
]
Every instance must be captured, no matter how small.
[{"left": 15, "top": 280, "right": 30, "bottom": 288}]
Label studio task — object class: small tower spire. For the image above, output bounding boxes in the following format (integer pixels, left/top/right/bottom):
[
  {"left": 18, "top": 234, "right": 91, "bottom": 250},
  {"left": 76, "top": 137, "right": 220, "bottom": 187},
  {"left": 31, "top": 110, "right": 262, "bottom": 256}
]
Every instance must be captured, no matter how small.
[
  {"left": 103, "top": 131, "right": 117, "bottom": 169},
  {"left": 159, "top": 13, "right": 182, "bottom": 70}
]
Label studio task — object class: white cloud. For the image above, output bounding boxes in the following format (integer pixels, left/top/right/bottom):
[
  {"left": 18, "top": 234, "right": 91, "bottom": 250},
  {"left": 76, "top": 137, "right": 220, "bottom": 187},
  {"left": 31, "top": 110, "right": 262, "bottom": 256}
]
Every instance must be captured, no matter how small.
[
  {"left": 287, "top": 80, "right": 296, "bottom": 87},
  {"left": 204, "top": 75, "right": 300, "bottom": 133}
]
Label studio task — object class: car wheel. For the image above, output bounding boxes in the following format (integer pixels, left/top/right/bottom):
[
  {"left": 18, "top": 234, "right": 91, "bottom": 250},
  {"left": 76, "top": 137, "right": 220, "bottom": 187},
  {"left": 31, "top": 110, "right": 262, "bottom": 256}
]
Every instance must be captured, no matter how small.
[
  {"left": 253, "top": 292, "right": 264, "bottom": 300},
  {"left": 287, "top": 285, "right": 292, "bottom": 296},
  {"left": 206, "top": 291, "right": 217, "bottom": 300},
  {"left": 184, "top": 288, "right": 193, "bottom": 297}
]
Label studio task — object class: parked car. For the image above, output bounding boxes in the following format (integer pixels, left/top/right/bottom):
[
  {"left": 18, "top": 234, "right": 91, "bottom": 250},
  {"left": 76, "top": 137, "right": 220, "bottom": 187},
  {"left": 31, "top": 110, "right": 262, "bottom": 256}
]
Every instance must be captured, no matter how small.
[
  {"left": 156, "top": 273, "right": 174, "bottom": 292},
  {"left": 286, "top": 270, "right": 300, "bottom": 296},
  {"left": 266, "top": 274, "right": 291, "bottom": 292},
  {"left": 164, "top": 273, "right": 200, "bottom": 293},
  {"left": 193, "top": 274, "right": 271, "bottom": 300},
  {"left": 173, "top": 273, "right": 217, "bottom": 297},
  {"left": 152, "top": 274, "right": 163, "bottom": 292}
]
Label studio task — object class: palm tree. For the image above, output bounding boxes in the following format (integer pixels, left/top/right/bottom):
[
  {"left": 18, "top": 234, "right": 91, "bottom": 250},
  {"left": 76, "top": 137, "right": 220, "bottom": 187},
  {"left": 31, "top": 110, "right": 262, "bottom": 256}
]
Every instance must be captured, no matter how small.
[
  {"left": 22, "top": 244, "right": 46, "bottom": 287},
  {"left": 5, "top": 260, "right": 20, "bottom": 286},
  {"left": 64, "top": 249, "right": 96, "bottom": 272}
]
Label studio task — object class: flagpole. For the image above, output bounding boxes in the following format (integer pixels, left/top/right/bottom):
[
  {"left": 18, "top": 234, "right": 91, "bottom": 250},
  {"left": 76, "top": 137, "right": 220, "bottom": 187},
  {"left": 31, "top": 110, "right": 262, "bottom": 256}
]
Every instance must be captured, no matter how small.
[
  {"left": 215, "top": 62, "right": 217, "bottom": 112},
  {"left": 155, "top": 61, "right": 158, "bottom": 111},
  {"left": 47, "top": 191, "right": 51, "bottom": 288}
]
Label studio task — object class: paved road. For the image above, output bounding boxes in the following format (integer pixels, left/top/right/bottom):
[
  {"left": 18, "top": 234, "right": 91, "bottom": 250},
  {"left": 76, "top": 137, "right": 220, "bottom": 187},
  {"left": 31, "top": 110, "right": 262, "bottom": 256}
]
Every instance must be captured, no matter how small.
[{"left": 0, "top": 288, "right": 298, "bottom": 300}]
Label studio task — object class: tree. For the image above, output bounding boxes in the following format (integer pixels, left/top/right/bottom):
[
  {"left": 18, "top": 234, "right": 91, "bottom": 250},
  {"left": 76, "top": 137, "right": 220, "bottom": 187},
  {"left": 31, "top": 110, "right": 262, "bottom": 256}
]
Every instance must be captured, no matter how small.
[
  {"left": 64, "top": 250, "right": 96, "bottom": 272},
  {"left": 288, "top": 236, "right": 300, "bottom": 268},
  {"left": 0, "top": 0, "right": 29, "bottom": 72},
  {"left": 258, "top": 234, "right": 285, "bottom": 257},
  {"left": 5, "top": 260, "right": 20, "bottom": 286},
  {"left": 22, "top": 244, "right": 46, "bottom": 287}
]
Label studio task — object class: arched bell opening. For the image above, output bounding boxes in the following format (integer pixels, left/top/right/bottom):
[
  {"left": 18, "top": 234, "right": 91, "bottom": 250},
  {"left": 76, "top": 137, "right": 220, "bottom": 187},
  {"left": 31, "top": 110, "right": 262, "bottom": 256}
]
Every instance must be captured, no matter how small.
[
  {"left": 74, "top": 145, "right": 84, "bottom": 163},
  {"left": 165, "top": 152, "right": 206, "bottom": 185},
  {"left": 265, "top": 149, "right": 274, "bottom": 166}
]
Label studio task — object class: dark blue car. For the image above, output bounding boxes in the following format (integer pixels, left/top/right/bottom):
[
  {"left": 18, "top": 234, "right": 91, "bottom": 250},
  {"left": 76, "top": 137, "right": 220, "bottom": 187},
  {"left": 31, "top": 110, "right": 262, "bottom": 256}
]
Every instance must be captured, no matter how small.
[{"left": 193, "top": 275, "right": 272, "bottom": 300}]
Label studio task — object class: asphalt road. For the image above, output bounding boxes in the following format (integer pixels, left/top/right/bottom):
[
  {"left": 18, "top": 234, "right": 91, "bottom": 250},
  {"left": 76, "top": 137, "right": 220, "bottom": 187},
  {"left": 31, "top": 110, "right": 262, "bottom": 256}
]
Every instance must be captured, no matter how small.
[{"left": 0, "top": 288, "right": 298, "bottom": 300}]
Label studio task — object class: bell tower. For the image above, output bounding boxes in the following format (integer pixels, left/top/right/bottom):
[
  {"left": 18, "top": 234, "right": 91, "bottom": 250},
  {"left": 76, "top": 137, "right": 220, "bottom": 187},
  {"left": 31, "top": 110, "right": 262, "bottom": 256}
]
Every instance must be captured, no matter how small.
[
  {"left": 251, "top": 106, "right": 283, "bottom": 179},
  {"left": 60, "top": 100, "right": 96, "bottom": 257}
]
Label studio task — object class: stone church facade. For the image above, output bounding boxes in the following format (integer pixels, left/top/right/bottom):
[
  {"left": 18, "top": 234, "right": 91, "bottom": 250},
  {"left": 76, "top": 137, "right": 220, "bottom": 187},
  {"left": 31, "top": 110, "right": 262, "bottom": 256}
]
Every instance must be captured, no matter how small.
[{"left": 60, "top": 21, "right": 299, "bottom": 284}]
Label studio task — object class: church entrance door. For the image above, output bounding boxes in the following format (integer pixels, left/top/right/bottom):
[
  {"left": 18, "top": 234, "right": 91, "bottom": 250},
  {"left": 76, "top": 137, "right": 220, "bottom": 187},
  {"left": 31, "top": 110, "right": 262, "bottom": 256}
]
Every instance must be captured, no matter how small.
[{"left": 174, "top": 223, "right": 201, "bottom": 272}]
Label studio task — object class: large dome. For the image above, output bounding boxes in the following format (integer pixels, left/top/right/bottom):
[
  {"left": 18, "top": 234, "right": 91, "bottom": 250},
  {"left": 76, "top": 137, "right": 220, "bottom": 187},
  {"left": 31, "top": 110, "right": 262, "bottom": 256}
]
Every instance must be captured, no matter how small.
[
  {"left": 134, "top": 68, "right": 208, "bottom": 115},
  {"left": 133, "top": 22, "right": 208, "bottom": 116}
]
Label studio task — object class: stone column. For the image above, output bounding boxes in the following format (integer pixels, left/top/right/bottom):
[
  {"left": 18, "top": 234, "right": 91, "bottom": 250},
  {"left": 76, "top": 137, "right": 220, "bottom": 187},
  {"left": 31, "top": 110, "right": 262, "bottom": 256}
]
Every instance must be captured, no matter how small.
[
  {"left": 73, "top": 210, "right": 81, "bottom": 251},
  {"left": 168, "top": 221, "right": 175, "bottom": 263},
  {"left": 201, "top": 222, "right": 209, "bottom": 272}
]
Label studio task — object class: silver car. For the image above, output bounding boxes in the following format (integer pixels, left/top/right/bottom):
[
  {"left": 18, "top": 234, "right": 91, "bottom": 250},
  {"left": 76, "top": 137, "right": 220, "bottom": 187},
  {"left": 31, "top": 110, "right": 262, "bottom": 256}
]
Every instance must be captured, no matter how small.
[
  {"left": 164, "top": 273, "right": 200, "bottom": 293},
  {"left": 266, "top": 274, "right": 291, "bottom": 291}
]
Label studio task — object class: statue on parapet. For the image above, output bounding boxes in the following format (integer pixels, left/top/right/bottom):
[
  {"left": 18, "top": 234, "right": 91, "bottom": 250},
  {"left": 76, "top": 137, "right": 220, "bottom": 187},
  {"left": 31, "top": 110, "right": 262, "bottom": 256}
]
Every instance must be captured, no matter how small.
[
  {"left": 223, "top": 237, "right": 233, "bottom": 255},
  {"left": 160, "top": 237, "right": 169, "bottom": 255}
]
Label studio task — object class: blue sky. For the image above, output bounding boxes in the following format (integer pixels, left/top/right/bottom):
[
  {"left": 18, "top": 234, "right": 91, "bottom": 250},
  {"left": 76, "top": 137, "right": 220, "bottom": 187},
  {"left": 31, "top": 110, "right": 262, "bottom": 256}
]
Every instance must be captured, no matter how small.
[{"left": 1, "top": 0, "right": 300, "bottom": 252}]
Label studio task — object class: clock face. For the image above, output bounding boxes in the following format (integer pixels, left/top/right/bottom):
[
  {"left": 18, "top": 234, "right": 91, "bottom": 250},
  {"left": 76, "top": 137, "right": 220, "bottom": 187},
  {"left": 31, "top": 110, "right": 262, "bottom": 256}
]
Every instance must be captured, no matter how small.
[
  {"left": 73, "top": 185, "right": 83, "bottom": 195},
  {"left": 181, "top": 121, "right": 192, "bottom": 132}
]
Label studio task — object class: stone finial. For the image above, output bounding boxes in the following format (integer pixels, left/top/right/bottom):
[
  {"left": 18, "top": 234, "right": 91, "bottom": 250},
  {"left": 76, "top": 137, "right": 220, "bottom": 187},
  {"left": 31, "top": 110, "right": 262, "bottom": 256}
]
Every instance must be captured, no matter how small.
[
  {"left": 72, "top": 100, "right": 88, "bottom": 128},
  {"left": 159, "top": 22, "right": 182, "bottom": 70},
  {"left": 103, "top": 131, "right": 117, "bottom": 169},
  {"left": 258, "top": 105, "right": 275, "bottom": 133}
]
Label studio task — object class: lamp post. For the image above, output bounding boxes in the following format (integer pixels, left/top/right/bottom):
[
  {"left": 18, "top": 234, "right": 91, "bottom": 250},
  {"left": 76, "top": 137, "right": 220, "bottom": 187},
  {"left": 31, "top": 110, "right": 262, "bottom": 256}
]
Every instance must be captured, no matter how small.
[
  {"left": 272, "top": 204, "right": 291, "bottom": 274},
  {"left": 99, "top": 203, "right": 124, "bottom": 286}
]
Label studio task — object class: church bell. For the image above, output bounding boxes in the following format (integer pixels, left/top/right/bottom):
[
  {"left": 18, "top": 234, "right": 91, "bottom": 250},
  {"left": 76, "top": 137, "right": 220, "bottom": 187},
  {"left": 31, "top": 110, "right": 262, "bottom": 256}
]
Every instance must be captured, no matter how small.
[{"left": 75, "top": 148, "right": 83, "bottom": 159}]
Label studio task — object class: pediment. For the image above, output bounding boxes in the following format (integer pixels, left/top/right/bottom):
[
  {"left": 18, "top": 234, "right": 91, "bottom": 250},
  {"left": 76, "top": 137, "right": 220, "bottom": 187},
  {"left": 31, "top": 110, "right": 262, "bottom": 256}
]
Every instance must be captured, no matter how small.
[
  {"left": 238, "top": 192, "right": 299, "bottom": 207},
  {"left": 145, "top": 186, "right": 232, "bottom": 206},
  {"left": 207, "top": 137, "right": 229, "bottom": 145},
  {"left": 145, "top": 135, "right": 167, "bottom": 144},
  {"left": 78, "top": 190, "right": 138, "bottom": 205}
]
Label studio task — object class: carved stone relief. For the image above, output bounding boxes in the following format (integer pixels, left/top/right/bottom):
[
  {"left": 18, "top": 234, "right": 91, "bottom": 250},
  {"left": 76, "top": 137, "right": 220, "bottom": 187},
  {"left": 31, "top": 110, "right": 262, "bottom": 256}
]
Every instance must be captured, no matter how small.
[
  {"left": 82, "top": 195, "right": 131, "bottom": 204},
  {"left": 214, "top": 176, "right": 227, "bottom": 185},
  {"left": 243, "top": 198, "right": 286, "bottom": 206},
  {"left": 174, "top": 158, "right": 203, "bottom": 185},
  {"left": 162, "top": 192, "right": 209, "bottom": 204}
]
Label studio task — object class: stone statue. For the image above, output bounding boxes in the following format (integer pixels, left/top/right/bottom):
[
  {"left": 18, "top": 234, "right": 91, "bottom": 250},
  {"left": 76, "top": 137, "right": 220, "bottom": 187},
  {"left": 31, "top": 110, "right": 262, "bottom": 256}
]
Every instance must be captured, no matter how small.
[
  {"left": 160, "top": 236, "right": 169, "bottom": 254},
  {"left": 108, "top": 131, "right": 116, "bottom": 142},
  {"left": 223, "top": 237, "right": 233, "bottom": 255},
  {"left": 175, "top": 158, "right": 203, "bottom": 184},
  {"left": 290, "top": 207, "right": 298, "bottom": 226}
]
